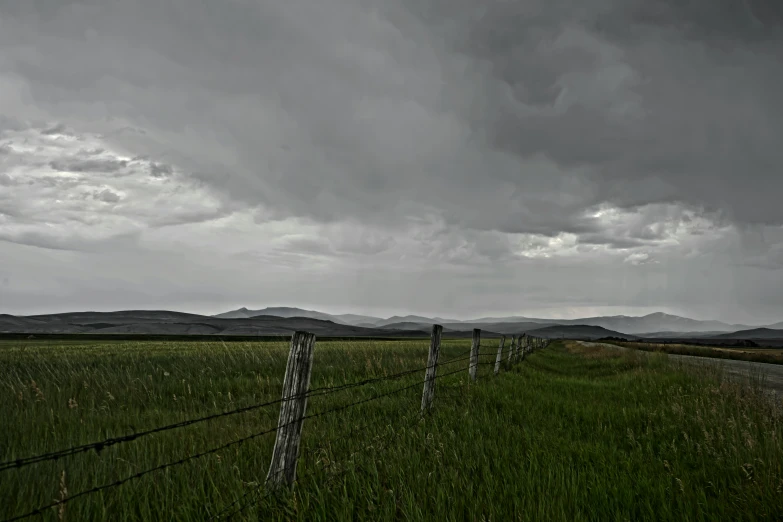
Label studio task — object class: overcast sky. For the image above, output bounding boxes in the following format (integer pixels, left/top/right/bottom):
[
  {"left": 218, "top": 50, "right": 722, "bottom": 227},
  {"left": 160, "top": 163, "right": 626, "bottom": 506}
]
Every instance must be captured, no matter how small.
[{"left": 1, "top": 0, "right": 782, "bottom": 323}]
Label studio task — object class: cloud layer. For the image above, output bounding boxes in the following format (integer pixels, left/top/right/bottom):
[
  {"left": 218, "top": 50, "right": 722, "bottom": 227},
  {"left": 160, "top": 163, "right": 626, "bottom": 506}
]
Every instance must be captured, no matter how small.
[{"left": 1, "top": 0, "right": 782, "bottom": 322}]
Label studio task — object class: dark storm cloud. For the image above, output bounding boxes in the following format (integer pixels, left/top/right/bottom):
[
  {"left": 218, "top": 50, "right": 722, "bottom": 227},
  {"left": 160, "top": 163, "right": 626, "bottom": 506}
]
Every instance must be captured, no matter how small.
[
  {"left": 1, "top": 0, "right": 780, "bottom": 233},
  {"left": 93, "top": 188, "right": 121, "bottom": 203},
  {"left": 1, "top": 0, "right": 782, "bottom": 321},
  {"left": 50, "top": 158, "right": 129, "bottom": 173},
  {"left": 577, "top": 235, "right": 649, "bottom": 249},
  {"left": 40, "top": 122, "right": 70, "bottom": 136},
  {"left": 424, "top": 0, "right": 783, "bottom": 226},
  {"left": 149, "top": 162, "right": 172, "bottom": 178}
]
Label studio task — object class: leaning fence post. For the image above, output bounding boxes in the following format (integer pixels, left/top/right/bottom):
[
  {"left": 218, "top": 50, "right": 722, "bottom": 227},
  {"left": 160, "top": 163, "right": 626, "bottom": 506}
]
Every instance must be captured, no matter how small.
[
  {"left": 517, "top": 334, "right": 524, "bottom": 362},
  {"left": 519, "top": 334, "right": 526, "bottom": 361},
  {"left": 494, "top": 335, "right": 506, "bottom": 376},
  {"left": 266, "top": 331, "right": 317, "bottom": 488},
  {"left": 421, "top": 324, "right": 443, "bottom": 414},
  {"left": 507, "top": 335, "right": 516, "bottom": 368},
  {"left": 516, "top": 334, "right": 524, "bottom": 362},
  {"left": 469, "top": 329, "right": 481, "bottom": 381}
]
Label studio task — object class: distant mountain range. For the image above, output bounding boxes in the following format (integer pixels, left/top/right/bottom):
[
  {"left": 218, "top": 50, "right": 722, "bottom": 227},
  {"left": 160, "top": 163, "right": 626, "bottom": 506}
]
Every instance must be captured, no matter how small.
[
  {"left": 212, "top": 307, "right": 775, "bottom": 335},
  {"left": 212, "top": 307, "right": 383, "bottom": 325},
  {"left": 709, "top": 328, "right": 783, "bottom": 340},
  {"left": 0, "top": 307, "right": 781, "bottom": 341}
]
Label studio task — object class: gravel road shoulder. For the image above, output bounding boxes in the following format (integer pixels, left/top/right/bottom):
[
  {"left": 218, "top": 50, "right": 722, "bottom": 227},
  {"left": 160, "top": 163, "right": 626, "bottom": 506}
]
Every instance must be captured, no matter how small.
[{"left": 577, "top": 340, "right": 783, "bottom": 404}]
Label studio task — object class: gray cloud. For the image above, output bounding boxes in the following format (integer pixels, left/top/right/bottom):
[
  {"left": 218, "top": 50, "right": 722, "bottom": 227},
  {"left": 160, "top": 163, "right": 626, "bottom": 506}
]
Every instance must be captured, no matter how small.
[
  {"left": 93, "top": 188, "right": 121, "bottom": 203},
  {"left": 50, "top": 158, "right": 129, "bottom": 173},
  {"left": 149, "top": 162, "right": 172, "bottom": 178},
  {"left": 0, "top": 127, "right": 230, "bottom": 252},
  {"left": 0, "top": 0, "right": 782, "bottom": 322},
  {"left": 3, "top": 1, "right": 773, "bottom": 232},
  {"left": 40, "top": 123, "right": 70, "bottom": 136}
]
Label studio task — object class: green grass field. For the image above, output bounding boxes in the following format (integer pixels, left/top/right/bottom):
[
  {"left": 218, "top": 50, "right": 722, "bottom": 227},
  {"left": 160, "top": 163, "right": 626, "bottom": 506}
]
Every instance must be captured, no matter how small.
[{"left": 1, "top": 338, "right": 781, "bottom": 521}]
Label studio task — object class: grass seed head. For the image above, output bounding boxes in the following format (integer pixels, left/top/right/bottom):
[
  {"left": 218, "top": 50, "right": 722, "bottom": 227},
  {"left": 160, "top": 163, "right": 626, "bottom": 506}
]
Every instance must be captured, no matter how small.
[{"left": 29, "top": 380, "right": 45, "bottom": 402}]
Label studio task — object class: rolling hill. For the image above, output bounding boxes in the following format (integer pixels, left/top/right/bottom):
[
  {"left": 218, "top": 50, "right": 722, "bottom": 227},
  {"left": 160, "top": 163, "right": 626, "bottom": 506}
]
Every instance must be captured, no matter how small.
[
  {"left": 635, "top": 331, "right": 728, "bottom": 339},
  {"left": 0, "top": 311, "right": 396, "bottom": 337},
  {"left": 441, "top": 321, "right": 561, "bottom": 335},
  {"left": 538, "top": 313, "right": 751, "bottom": 335},
  {"left": 525, "top": 324, "right": 637, "bottom": 340},
  {"left": 0, "top": 311, "right": 485, "bottom": 338},
  {"left": 213, "top": 307, "right": 387, "bottom": 326},
  {"left": 212, "top": 307, "right": 355, "bottom": 324},
  {"left": 708, "top": 328, "right": 783, "bottom": 340}
]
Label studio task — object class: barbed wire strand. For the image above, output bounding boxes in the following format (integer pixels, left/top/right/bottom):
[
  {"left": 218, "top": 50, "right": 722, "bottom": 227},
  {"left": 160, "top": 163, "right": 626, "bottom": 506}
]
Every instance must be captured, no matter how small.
[
  {"left": 214, "top": 364, "right": 481, "bottom": 520},
  {"left": 218, "top": 396, "right": 431, "bottom": 520},
  {"left": 226, "top": 355, "right": 516, "bottom": 521},
  {"left": 2, "top": 360, "right": 477, "bottom": 522},
  {"left": 0, "top": 350, "right": 484, "bottom": 473},
  {"left": 1, "top": 342, "right": 533, "bottom": 520}
]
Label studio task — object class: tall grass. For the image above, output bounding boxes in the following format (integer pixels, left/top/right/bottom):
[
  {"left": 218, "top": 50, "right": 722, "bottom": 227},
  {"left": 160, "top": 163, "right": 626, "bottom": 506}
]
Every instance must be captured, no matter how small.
[{"left": 1, "top": 339, "right": 781, "bottom": 521}]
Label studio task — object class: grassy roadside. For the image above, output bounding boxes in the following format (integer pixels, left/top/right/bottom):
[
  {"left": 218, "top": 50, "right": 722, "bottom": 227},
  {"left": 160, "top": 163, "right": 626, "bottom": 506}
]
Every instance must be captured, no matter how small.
[
  {"left": 1, "top": 339, "right": 781, "bottom": 521},
  {"left": 598, "top": 339, "right": 783, "bottom": 366}
]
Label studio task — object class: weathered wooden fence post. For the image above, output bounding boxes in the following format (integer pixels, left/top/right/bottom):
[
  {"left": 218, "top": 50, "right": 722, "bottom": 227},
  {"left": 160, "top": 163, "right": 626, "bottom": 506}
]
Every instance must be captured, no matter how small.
[
  {"left": 421, "top": 324, "right": 443, "bottom": 414},
  {"left": 516, "top": 334, "right": 524, "bottom": 362},
  {"left": 266, "top": 331, "right": 317, "bottom": 488},
  {"left": 507, "top": 335, "right": 517, "bottom": 367},
  {"left": 519, "top": 333, "right": 526, "bottom": 361},
  {"left": 469, "top": 329, "right": 481, "bottom": 381},
  {"left": 494, "top": 335, "right": 506, "bottom": 376}
]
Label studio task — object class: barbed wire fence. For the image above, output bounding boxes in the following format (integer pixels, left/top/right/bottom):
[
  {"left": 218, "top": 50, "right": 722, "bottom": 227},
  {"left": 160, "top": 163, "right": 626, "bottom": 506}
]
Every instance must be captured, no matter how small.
[{"left": 0, "top": 326, "right": 550, "bottom": 522}]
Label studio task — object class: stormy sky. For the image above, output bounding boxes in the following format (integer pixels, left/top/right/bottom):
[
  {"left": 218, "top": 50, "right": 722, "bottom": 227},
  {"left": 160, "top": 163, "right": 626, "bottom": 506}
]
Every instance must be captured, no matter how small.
[{"left": 1, "top": 0, "right": 782, "bottom": 323}]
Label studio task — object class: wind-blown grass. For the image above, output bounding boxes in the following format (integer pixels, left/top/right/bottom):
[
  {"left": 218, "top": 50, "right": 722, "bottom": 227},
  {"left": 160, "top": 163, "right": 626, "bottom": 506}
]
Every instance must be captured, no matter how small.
[{"left": 1, "top": 339, "right": 781, "bottom": 521}]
